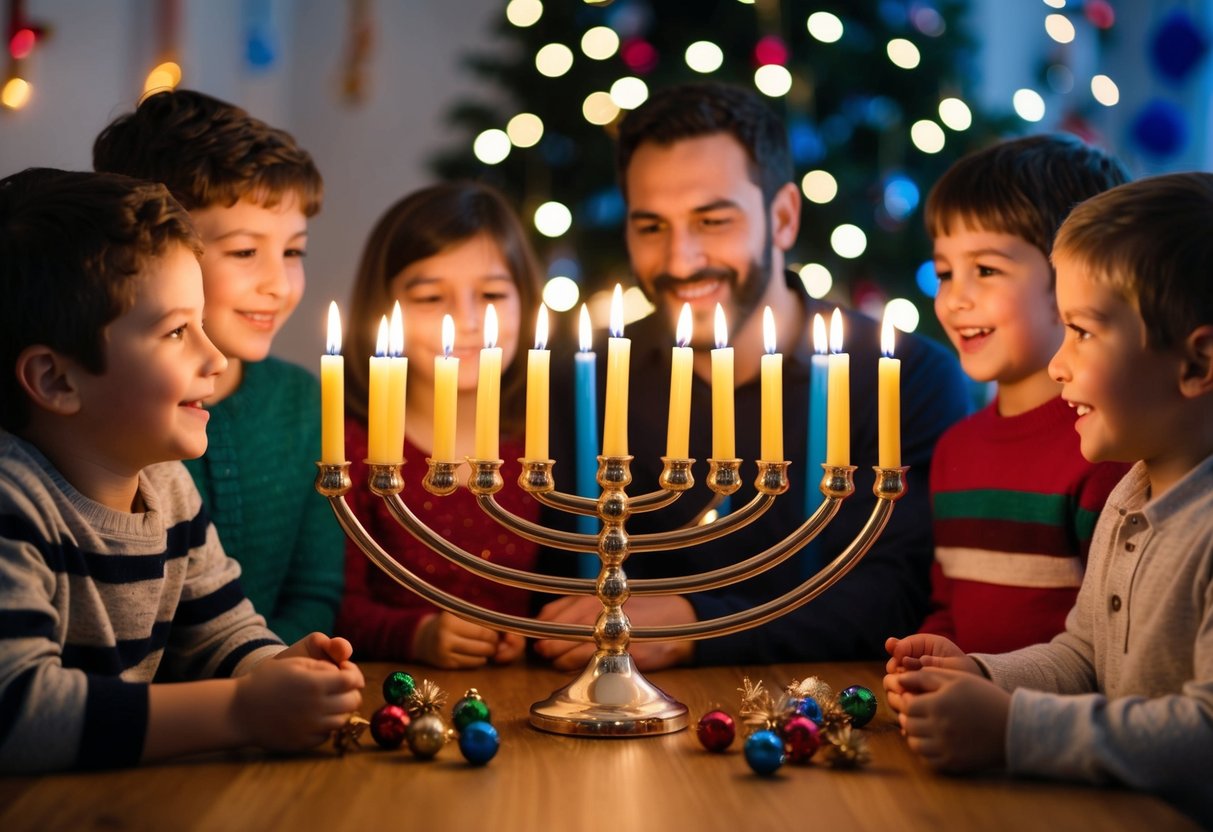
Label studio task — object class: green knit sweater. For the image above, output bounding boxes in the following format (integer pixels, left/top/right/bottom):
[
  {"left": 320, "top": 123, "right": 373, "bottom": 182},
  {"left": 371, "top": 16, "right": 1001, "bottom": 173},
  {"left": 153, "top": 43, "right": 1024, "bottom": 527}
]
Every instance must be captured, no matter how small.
[{"left": 184, "top": 357, "right": 344, "bottom": 644}]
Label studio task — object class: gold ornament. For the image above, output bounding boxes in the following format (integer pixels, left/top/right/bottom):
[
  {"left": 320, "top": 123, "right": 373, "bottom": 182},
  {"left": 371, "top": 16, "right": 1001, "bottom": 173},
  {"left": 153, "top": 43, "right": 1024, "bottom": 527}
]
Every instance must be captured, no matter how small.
[
  {"left": 332, "top": 714, "right": 370, "bottom": 755},
  {"left": 824, "top": 723, "right": 872, "bottom": 768}
]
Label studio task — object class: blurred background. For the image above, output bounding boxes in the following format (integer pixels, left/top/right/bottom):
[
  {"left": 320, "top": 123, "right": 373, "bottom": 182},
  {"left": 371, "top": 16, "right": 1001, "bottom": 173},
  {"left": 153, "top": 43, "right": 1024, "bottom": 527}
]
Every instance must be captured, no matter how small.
[{"left": 1, "top": 0, "right": 1210, "bottom": 368}]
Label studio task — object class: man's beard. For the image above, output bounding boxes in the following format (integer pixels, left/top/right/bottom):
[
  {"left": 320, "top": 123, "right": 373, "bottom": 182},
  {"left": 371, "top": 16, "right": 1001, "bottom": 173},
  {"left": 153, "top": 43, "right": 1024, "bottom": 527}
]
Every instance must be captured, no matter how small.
[{"left": 641, "top": 245, "right": 773, "bottom": 349}]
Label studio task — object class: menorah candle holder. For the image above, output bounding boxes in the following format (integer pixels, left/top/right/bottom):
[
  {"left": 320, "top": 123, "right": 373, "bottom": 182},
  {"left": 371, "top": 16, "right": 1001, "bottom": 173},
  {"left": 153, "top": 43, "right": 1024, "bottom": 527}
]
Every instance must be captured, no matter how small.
[{"left": 316, "top": 455, "right": 907, "bottom": 737}]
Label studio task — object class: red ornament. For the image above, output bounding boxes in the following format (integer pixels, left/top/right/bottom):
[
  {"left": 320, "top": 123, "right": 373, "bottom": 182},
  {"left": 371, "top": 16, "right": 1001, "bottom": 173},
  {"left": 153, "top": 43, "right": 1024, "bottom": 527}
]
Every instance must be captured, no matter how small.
[
  {"left": 780, "top": 715, "right": 821, "bottom": 763},
  {"left": 370, "top": 704, "right": 411, "bottom": 749},
  {"left": 696, "top": 709, "right": 736, "bottom": 752}
]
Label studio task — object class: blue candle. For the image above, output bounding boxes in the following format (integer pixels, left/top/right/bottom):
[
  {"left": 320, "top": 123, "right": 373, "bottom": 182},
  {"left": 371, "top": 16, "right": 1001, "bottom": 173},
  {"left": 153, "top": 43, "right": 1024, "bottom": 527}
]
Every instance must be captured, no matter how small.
[
  {"left": 804, "top": 314, "right": 829, "bottom": 575},
  {"left": 574, "top": 305, "right": 600, "bottom": 578}
]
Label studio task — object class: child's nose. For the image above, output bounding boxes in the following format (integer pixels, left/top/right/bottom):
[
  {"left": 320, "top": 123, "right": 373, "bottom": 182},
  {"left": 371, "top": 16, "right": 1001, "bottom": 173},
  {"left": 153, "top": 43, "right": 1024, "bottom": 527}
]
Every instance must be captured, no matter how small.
[{"left": 1047, "top": 344, "right": 1070, "bottom": 383}]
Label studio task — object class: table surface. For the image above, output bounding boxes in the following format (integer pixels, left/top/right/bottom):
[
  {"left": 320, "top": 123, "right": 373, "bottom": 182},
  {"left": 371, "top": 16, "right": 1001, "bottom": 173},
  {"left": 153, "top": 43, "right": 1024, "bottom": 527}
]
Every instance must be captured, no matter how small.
[{"left": 0, "top": 661, "right": 1198, "bottom": 832}]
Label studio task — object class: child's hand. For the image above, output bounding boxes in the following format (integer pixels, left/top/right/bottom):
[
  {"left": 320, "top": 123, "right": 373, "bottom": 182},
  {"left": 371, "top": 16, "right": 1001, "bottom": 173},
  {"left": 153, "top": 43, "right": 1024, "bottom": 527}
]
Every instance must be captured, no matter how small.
[
  {"left": 884, "top": 635, "right": 979, "bottom": 714},
  {"left": 413, "top": 612, "right": 506, "bottom": 669},
  {"left": 895, "top": 667, "right": 1010, "bottom": 772},
  {"left": 278, "top": 632, "right": 356, "bottom": 666},
  {"left": 494, "top": 631, "right": 526, "bottom": 664},
  {"left": 233, "top": 655, "right": 364, "bottom": 751}
]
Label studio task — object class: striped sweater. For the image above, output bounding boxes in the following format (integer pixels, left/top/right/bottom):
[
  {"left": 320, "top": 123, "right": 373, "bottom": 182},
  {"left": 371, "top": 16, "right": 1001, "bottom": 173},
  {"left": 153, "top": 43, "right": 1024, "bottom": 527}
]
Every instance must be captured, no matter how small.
[
  {"left": 0, "top": 431, "right": 284, "bottom": 772},
  {"left": 919, "top": 396, "right": 1131, "bottom": 653}
]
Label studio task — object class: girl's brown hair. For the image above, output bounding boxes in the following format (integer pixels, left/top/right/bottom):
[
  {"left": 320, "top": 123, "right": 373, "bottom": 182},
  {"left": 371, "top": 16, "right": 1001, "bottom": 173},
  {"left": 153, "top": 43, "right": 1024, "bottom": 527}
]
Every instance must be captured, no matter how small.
[{"left": 344, "top": 181, "right": 541, "bottom": 435}]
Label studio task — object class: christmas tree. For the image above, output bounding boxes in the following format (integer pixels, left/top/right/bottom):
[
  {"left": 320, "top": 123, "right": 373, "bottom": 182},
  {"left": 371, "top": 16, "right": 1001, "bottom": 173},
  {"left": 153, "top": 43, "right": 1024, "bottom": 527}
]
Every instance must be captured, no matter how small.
[{"left": 431, "top": 0, "right": 1020, "bottom": 336}]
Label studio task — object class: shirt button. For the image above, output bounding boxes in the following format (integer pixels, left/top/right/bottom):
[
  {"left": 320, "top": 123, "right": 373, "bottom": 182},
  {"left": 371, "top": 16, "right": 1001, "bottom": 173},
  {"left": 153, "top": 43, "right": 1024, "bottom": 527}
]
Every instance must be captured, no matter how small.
[
  {"left": 1125, "top": 542, "right": 1136, "bottom": 552},
  {"left": 1110, "top": 595, "right": 1122, "bottom": 612}
]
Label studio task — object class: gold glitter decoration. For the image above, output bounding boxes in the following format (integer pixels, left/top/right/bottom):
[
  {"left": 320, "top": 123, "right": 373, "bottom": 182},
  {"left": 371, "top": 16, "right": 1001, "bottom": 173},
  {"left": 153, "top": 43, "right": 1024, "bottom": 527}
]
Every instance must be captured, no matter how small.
[
  {"left": 737, "top": 676, "right": 782, "bottom": 736},
  {"left": 332, "top": 714, "right": 370, "bottom": 755},
  {"left": 787, "top": 675, "right": 834, "bottom": 705},
  {"left": 408, "top": 678, "right": 448, "bottom": 717},
  {"left": 824, "top": 723, "right": 872, "bottom": 768}
]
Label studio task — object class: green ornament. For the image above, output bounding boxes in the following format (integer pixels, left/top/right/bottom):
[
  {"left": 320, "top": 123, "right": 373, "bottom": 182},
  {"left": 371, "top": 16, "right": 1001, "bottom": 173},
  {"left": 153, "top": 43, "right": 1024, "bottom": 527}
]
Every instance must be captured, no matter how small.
[
  {"left": 838, "top": 685, "right": 878, "bottom": 728},
  {"left": 452, "top": 688, "right": 492, "bottom": 732},
  {"left": 383, "top": 670, "right": 417, "bottom": 706}
]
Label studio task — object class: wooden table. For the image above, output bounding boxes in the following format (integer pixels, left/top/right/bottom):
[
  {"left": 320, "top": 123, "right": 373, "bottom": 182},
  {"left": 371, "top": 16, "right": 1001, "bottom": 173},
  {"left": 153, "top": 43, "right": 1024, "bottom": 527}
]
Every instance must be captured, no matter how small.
[{"left": 0, "top": 661, "right": 1198, "bottom": 831}]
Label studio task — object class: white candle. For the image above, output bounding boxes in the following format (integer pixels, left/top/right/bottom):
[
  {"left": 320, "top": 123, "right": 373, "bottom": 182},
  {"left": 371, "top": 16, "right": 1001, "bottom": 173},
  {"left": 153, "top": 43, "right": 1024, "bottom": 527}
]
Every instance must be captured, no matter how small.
[
  {"left": 474, "top": 304, "right": 502, "bottom": 460},
  {"left": 432, "top": 314, "right": 459, "bottom": 461},
  {"left": 710, "top": 303, "right": 735, "bottom": 460}
]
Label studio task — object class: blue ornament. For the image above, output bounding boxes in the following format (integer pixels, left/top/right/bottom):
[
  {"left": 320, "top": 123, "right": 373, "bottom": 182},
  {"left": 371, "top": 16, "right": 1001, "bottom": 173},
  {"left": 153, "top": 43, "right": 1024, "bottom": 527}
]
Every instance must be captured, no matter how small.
[
  {"left": 1131, "top": 99, "right": 1188, "bottom": 158},
  {"left": 458, "top": 720, "right": 500, "bottom": 765},
  {"left": 1150, "top": 9, "right": 1209, "bottom": 84},
  {"left": 743, "top": 730, "right": 785, "bottom": 776},
  {"left": 790, "top": 696, "right": 824, "bottom": 726},
  {"left": 839, "top": 685, "right": 879, "bottom": 728}
]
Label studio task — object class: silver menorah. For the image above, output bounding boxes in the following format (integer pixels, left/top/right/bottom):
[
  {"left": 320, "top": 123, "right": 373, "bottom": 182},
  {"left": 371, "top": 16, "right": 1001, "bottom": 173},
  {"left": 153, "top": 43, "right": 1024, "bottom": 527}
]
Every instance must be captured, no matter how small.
[{"left": 316, "top": 448, "right": 906, "bottom": 737}]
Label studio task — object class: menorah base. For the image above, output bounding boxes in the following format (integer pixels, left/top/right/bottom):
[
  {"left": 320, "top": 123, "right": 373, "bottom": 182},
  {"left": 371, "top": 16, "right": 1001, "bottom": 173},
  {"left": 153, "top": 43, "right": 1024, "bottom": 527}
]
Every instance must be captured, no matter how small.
[{"left": 529, "top": 651, "right": 688, "bottom": 736}]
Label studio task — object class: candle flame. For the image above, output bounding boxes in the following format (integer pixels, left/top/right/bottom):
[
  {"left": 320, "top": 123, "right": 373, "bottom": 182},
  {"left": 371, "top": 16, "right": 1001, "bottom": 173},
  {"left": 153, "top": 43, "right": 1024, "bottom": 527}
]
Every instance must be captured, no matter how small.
[
  {"left": 609, "top": 284, "right": 624, "bottom": 338},
  {"left": 579, "top": 303, "right": 592, "bottom": 352},
  {"left": 484, "top": 304, "right": 499, "bottom": 349},
  {"left": 535, "top": 303, "right": 549, "bottom": 350},
  {"left": 389, "top": 301, "right": 404, "bottom": 357},
  {"left": 326, "top": 301, "right": 342, "bottom": 355},
  {"left": 442, "top": 314, "right": 454, "bottom": 358},
  {"left": 881, "top": 310, "right": 896, "bottom": 358},
  {"left": 375, "top": 316, "right": 389, "bottom": 357},
  {"left": 714, "top": 303, "right": 728, "bottom": 349},
  {"left": 676, "top": 303, "right": 692, "bottom": 348},
  {"left": 762, "top": 306, "right": 776, "bottom": 355},
  {"left": 829, "top": 308, "right": 844, "bottom": 354},
  {"left": 813, "top": 313, "right": 828, "bottom": 355}
]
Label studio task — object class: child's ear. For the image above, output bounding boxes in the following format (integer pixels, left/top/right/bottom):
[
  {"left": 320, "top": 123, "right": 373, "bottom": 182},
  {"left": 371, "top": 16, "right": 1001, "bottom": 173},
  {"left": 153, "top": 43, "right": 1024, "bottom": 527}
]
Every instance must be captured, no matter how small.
[
  {"left": 14, "top": 346, "right": 83, "bottom": 416},
  {"left": 1178, "top": 324, "right": 1213, "bottom": 398}
]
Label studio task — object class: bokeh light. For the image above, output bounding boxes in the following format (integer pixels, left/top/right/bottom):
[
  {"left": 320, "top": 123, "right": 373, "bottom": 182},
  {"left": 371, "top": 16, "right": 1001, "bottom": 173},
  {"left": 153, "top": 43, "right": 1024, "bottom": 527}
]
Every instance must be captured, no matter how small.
[
  {"left": 536, "top": 43, "right": 574, "bottom": 77},
  {"left": 582, "top": 91, "right": 620, "bottom": 125},
  {"left": 473, "top": 129, "right": 511, "bottom": 164},
  {"left": 534, "top": 201, "right": 573, "bottom": 238},
  {"left": 915, "top": 261, "right": 939, "bottom": 298},
  {"left": 506, "top": 0, "right": 543, "bottom": 27},
  {"left": 798, "top": 263, "right": 833, "bottom": 298},
  {"left": 685, "top": 40, "right": 724, "bottom": 73},
  {"left": 807, "top": 12, "right": 844, "bottom": 43},
  {"left": 885, "top": 297, "right": 921, "bottom": 333},
  {"left": 801, "top": 169, "right": 838, "bottom": 204},
  {"left": 506, "top": 112, "right": 544, "bottom": 147},
  {"left": 887, "top": 38, "right": 921, "bottom": 69},
  {"left": 1, "top": 77, "right": 32, "bottom": 110},
  {"left": 831, "top": 224, "right": 868, "bottom": 259},
  {"left": 1091, "top": 74, "right": 1119, "bottom": 106},
  {"left": 938, "top": 97, "right": 972, "bottom": 130},
  {"left": 609, "top": 76, "right": 648, "bottom": 109},
  {"left": 143, "top": 61, "right": 182, "bottom": 95},
  {"left": 542, "top": 276, "right": 580, "bottom": 312},
  {"left": 1013, "top": 88, "right": 1046, "bottom": 122},
  {"left": 910, "top": 119, "right": 946, "bottom": 153},
  {"left": 1045, "top": 13, "right": 1076, "bottom": 43},
  {"left": 754, "top": 64, "right": 792, "bottom": 97},
  {"left": 581, "top": 26, "right": 620, "bottom": 60}
]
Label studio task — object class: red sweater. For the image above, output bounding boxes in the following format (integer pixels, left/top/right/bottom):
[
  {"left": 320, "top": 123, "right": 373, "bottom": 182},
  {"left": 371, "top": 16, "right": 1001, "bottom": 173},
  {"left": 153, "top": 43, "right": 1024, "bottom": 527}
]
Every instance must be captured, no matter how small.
[
  {"left": 335, "top": 419, "right": 539, "bottom": 661},
  {"left": 919, "top": 396, "right": 1131, "bottom": 653}
]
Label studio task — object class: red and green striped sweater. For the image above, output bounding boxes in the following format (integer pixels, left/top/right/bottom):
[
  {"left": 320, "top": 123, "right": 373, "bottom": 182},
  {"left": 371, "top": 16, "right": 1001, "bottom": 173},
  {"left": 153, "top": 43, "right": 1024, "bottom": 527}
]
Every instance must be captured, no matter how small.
[{"left": 920, "top": 396, "right": 1131, "bottom": 653}]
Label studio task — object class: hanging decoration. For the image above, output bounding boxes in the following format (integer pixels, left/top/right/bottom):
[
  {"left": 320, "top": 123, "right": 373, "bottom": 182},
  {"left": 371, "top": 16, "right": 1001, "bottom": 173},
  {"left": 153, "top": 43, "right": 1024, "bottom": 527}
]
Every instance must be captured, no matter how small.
[
  {"left": 339, "top": 0, "right": 375, "bottom": 106},
  {"left": 142, "top": 0, "right": 182, "bottom": 98}
]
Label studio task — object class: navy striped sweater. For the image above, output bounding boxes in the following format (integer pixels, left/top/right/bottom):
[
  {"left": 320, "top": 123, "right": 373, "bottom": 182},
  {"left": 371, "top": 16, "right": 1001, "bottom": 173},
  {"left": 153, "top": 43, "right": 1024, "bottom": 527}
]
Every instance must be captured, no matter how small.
[{"left": 0, "top": 431, "right": 283, "bottom": 772}]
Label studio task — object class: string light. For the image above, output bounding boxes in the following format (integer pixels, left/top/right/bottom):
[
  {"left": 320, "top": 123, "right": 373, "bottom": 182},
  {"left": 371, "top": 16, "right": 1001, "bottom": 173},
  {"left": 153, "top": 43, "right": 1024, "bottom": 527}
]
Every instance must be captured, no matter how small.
[
  {"left": 506, "top": 0, "right": 543, "bottom": 28},
  {"left": 798, "top": 263, "right": 832, "bottom": 298},
  {"left": 582, "top": 91, "right": 619, "bottom": 125},
  {"left": 807, "top": 12, "right": 844, "bottom": 43},
  {"left": 506, "top": 113, "right": 544, "bottom": 147},
  {"left": 1045, "top": 13, "right": 1076, "bottom": 44},
  {"left": 609, "top": 76, "right": 648, "bottom": 110},
  {"left": 1012, "top": 88, "right": 1046, "bottom": 122},
  {"left": 581, "top": 26, "right": 619, "bottom": 60},
  {"left": 830, "top": 224, "right": 867, "bottom": 259},
  {"left": 685, "top": 40, "right": 723, "bottom": 73},
  {"left": 801, "top": 170, "right": 838, "bottom": 204},
  {"left": 937, "top": 97, "right": 972, "bottom": 130},
  {"left": 753, "top": 64, "right": 792, "bottom": 97},
  {"left": 535, "top": 43, "right": 574, "bottom": 77},
  {"left": 542, "top": 276, "right": 580, "bottom": 312},
  {"left": 473, "top": 129, "right": 511, "bottom": 164},
  {"left": 1, "top": 76, "right": 32, "bottom": 110},
  {"left": 884, "top": 298, "right": 921, "bottom": 333},
  {"left": 534, "top": 201, "right": 573, "bottom": 237},
  {"left": 1091, "top": 75, "right": 1119, "bottom": 106},
  {"left": 886, "top": 38, "right": 921, "bottom": 69},
  {"left": 910, "top": 119, "right": 945, "bottom": 153}
]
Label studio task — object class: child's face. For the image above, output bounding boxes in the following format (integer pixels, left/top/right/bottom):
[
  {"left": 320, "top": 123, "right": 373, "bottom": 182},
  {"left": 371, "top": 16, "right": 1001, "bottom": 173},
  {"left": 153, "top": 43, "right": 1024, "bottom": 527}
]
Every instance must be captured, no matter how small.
[
  {"left": 933, "top": 226, "right": 1062, "bottom": 396},
  {"left": 1049, "top": 256, "right": 1182, "bottom": 466},
  {"left": 190, "top": 192, "right": 307, "bottom": 367},
  {"left": 392, "top": 233, "right": 522, "bottom": 393},
  {"left": 73, "top": 244, "right": 227, "bottom": 471}
]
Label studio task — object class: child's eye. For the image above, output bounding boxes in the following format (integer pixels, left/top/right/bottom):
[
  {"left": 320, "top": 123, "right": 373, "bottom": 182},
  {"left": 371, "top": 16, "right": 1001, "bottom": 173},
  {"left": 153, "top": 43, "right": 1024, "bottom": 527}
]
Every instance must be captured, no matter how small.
[
  {"left": 934, "top": 268, "right": 951, "bottom": 282},
  {"left": 977, "top": 265, "right": 999, "bottom": 277},
  {"left": 408, "top": 295, "right": 443, "bottom": 305},
  {"left": 483, "top": 291, "right": 512, "bottom": 301},
  {"left": 286, "top": 248, "right": 307, "bottom": 259},
  {"left": 1066, "top": 323, "right": 1090, "bottom": 341},
  {"left": 229, "top": 249, "right": 256, "bottom": 259},
  {"left": 167, "top": 324, "right": 188, "bottom": 340}
]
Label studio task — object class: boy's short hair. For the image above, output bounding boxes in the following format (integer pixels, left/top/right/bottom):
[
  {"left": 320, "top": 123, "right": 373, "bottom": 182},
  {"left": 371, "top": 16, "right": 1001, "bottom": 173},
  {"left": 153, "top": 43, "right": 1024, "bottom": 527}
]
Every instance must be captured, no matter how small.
[
  {"left": 616, "top": 81, "right": 792, "bottom": 208},
  {"left": 0, "top": 168, "right": 202, "bottom": 431},
  {"left": 925, "top": 134, "right": 1130, "bottom": 260},
  {"left": 1054, "top": 172, "right": 1213, "bottom": 350},
  {"left": 92, "top": 88, "right": 322, "bottom": 216}
]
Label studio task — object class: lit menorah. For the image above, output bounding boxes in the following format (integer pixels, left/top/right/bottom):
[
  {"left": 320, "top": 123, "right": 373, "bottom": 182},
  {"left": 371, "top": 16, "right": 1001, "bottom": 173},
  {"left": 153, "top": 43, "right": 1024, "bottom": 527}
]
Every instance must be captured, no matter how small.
[{"left": 314, "top": 288, "right": 907, "bottom": 737}]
